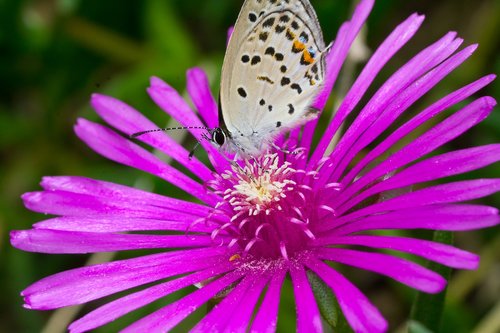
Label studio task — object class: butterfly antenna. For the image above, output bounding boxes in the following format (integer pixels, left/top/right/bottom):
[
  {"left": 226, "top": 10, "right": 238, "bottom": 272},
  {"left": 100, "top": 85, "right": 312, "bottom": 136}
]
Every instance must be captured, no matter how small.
[{"left": 130, "top": 126, "right": 209, "bottom": 139}]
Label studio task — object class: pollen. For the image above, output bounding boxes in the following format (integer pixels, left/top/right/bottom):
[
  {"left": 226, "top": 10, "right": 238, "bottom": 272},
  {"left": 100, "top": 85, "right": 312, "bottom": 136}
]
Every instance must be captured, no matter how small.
[
  {"left": 208, "top": 152, "right": 342, "bottom": 260},
  {"left": 222, "top": 154, "right": 296, "bottom": 216}
]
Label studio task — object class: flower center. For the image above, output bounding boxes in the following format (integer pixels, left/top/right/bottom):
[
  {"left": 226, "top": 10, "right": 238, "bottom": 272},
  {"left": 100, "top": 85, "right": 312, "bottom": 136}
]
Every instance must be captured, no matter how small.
[
  {"left": 209, "top": 153, "right": 340, "bottom": 260},
  {"left": 223, "top": 154, "right": 296, "bottom": 216}
]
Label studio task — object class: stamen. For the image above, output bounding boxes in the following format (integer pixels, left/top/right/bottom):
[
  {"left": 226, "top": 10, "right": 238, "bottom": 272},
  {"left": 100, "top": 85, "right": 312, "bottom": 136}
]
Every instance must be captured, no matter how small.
[
  {"left": 299, "top": 184, "right": 313, "bottom": 191},
  {"left": 255, "top": 223, "right": 272, "bottom": 237},
  {"left": 227, "top": 238, "right": 238, "bottom": 248},
  {"left": 292, "top": 207, "right": 303, "bottom": 218},
  {"left": 290, "top": 217, "right": 306, "bottom": 225},
  {"left": 244, "top": 238, "right": 261, "bottom": 254},
  {"left": 296, "top": 191, "right": 306, "bottom": 203},
  {"left": 221, "top": 153, "right": 297, "bottom": 217},
  {"left": 280, "top": 241, "right": 289, "bottom": 260},
  {"left": 302, "top": 227, "right": 316, "bottom": 240},
  {"left": 208, "top": 152, "right": 324, "bottom": 260},
  {"left": 325, "top": 182, "right": 342, "bottom": 190},
  {"left": 238, "top": 218, "right": 251, "bottom": 230},
  {"left": 319, "top": 204, "right": 336, "bottom": 214},
  {"left": 231, "top": 211, "right": 245, "bottom": 222}
]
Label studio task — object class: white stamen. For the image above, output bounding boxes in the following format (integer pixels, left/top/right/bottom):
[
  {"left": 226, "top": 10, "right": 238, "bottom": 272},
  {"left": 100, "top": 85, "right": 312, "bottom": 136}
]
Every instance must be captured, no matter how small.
[
  {"left": 280, "top": 241, "right": 289, "bottom": 261},
  {"left": 221, "top": 153, "right": 297, "bottom": 217},
  {"left": 319, "top": 204, "right": 336, "bottom": 215}
]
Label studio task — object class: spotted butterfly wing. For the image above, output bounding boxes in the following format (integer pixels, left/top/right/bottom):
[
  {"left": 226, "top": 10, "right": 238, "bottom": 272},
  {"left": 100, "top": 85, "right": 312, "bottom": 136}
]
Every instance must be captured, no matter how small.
[{"left": 219, "top": 0, "right": 327, "bottom": 157}]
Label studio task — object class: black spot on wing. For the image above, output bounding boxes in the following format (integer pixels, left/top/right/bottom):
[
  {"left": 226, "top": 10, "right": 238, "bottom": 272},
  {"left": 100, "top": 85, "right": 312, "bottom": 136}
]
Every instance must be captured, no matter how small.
[
  {"left": 259, "top": 99, "right": 266, "bottom": 106},
  {"left": 237, "top": 87, "right": 247, "bottom": 98},
  {"left": 280, "top": 65, "right": 287, "bottom": 73},
  {"left": 248, "top": 13, "right": 257, "bottom": 22},
  {"left": 251, "top": 55, "right": 261, "bottom": 65},
  {"left": 280, "top": 15, "right": 290, "bottom": 23},
  {"left": 299, "top": 32, "right": 309, "bottom": 43},
  {"left": 262, "top": 17, "right": 275, "bottom": 28},
  {"left": 275, "top": 25, "right": 286, "bottom": 34},
  {"left": 259, "top": 32, "right": 269, "bottom": 42},
  {"left": 265, "top": 47, "right": 275, "bottom": 56},
  {"left": 275, "top": 53, "right": 284, "bottom": 61},
  {"left": 288, "top": 104, "right": 295, "bottom": 114},
  {"left": 290, "top": 83, "right": 302, "bottom": 94},
  {"left": 241, "top": 55, "right": 250, "bottom": 63},
  {"left": 257, "top": 76, "right": 274, "bottom": 84},
  {"left": 276, "top": 121, "right": 282, "bottom": 128},
  {"left": 281, "top": 77, "right": 291, "bottom": 86}
]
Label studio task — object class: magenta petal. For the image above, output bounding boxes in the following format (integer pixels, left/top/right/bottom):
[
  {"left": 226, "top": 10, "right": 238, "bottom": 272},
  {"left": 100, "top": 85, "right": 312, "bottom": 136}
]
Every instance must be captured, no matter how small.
[
  {"left": 33, "top": 216, "right": 215, "bottom": 233},
  {"left": 193, "top": 274, "right": 268, "bottom": 332},
  {"left": 227, "top": 26, "right": 234, "bottom": 44},
  {"left": 327, "top": 204, "right": 500, "bottom": 234},
  {"left": 74, "top": 119, "right": 218, "bottom": 206},
  {"left": 21, "top": 247, "right": 226, "bottom": 309},
  {"left": 364, "top": 144, "right": 500, "bottom": 199},
  {"left": 307, "top": 258, "right": 387, "bottom": 333},
  {"left": 341, "top": 143, "right": 500, "bottom": 214},
  {"left": 309, "top": 13, "right": 425, "bottom": 166},
  {"left": 22, "top": 190, "right": 218, "bottom": 223},
  {"left": 315, "top": 235, "right": 479, "bottom": 269},
  {"left": 90, "top": 93, "right": 213, "bottom": 182},
  {"left": 11, "top": 229, "right": 215, "bottom": 254},
  {"left": 329, "top": 44, "right": 478, "bottom": 181},
  {"left": 319, "top": 248, "right": 446, "bottom": 293},
  {"left": 148, "top": 77, "right": 230, "bottom": 171},
  {"left": 186, "top": 68, "right": 218, "bottom": 128},
  {"left": 121, "top": 271, "right": 243, "bottom": 333},
  {"left": 333, "top": 180, "right": 500, "bottom": 229},
  {"left": 290, "top": 264, "right": 323, "bottom": 333},
  {"left": 320, "top": 32, "right": 462, "bottom": 182},
  {"left": 251, "top": 269, "right": 286, "bottom": 333},
  {"left": 302, "top": 0, "right": 374, "bottom": 148},
  {"left": 335, "top": 96, "right": 496, "bottom": 213},
  {"left": 311, "top": 0, "right": 374, "bottom": 111},
  {"left": 38, "top": 176, "right": 219, "bottom": 218},
  {"left": 341, "top": 74, "right": 496, "bottom": 186},
  {"left": 362, "top": 179, "right": 500, "bottom": 217},
  {"left": 69, "top": 263, "right": 235, "bottom": 333},
  {"left": 224, "top": 276, "right": 269, "bottom": 332}
]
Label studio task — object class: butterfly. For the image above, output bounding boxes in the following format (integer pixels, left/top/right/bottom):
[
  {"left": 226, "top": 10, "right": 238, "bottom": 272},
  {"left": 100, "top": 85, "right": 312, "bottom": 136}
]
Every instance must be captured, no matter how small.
[{"left": 212, "top": 0, "right": 328, "bottom": 158}]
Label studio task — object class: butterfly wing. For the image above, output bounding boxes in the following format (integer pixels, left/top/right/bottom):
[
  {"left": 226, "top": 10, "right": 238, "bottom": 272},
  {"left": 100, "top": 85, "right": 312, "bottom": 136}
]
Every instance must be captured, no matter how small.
[{"left": 220, "top": 0, "right": 327, "bottom": 154}]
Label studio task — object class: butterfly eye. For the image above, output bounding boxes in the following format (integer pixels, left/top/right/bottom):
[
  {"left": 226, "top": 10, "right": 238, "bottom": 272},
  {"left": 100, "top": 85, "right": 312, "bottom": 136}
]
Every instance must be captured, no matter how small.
[{"left": 212, "top": 128, "right": 226, "bottom": 146}]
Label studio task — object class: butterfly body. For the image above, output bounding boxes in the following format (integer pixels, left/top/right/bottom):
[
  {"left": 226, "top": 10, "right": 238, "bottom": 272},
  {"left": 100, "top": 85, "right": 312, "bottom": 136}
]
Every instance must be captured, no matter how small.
[{"left": 217, "top": 0, "right": 328, "bottom": 158}]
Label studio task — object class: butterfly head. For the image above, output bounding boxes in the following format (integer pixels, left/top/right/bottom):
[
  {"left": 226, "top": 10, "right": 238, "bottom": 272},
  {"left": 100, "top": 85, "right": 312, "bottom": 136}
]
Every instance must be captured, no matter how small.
[{"left": 211, "top": 127, "right": 227, "bottom": 147}]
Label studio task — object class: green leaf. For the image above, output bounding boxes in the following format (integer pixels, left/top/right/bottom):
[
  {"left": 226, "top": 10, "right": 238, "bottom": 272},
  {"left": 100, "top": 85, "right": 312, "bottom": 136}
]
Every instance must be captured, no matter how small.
[
  {"left": 410, "top": 231, "right": 453, "bottom": 333},
  {"left": 144, "top": 0, "right": 197, "bottom": 67},
  {"left": 307, "top": 270, "right": 353, "bottom": 333},
  {"left": 408, "top": 320, "right": 434, "bottom": 333}
]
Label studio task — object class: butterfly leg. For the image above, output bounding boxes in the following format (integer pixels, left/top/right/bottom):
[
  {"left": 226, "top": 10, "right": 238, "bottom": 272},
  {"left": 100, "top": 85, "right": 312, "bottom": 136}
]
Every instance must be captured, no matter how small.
[{"left": 271, "top": 142, "right": 306, "bottom": 160}]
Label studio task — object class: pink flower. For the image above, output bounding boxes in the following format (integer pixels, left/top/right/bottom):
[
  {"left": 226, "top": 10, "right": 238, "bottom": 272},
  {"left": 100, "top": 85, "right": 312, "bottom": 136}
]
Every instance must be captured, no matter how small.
[{"left": 11, "top": 0, "right": 499, "bottom": 332}]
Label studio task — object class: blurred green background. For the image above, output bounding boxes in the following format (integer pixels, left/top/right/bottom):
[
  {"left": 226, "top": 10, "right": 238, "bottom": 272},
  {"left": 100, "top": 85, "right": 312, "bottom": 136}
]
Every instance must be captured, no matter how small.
[{"left": 1, "top": 0, "right": 499, "bottom": 332}]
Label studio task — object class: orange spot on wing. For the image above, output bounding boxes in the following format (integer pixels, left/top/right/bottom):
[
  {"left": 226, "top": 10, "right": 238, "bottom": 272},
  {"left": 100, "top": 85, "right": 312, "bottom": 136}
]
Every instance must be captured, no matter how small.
[
  {"left": 300, "top": 50, "right": 314, "bottom": 65},
  {"left": 292, "top": 40, "right": 306, "bottom": 52},
  {"left": 302, "top": 50, "right": 315, "bottom": 64}
]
